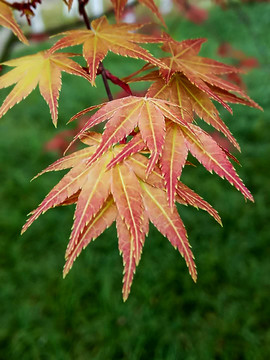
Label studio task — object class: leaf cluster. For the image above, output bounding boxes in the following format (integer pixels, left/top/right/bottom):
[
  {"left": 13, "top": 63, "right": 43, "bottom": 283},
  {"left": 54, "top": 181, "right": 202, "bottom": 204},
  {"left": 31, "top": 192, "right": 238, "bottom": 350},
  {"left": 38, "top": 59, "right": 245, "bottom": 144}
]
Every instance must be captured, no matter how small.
[{"left": 0, "top": 0, "right": 261, "bottom": 300}]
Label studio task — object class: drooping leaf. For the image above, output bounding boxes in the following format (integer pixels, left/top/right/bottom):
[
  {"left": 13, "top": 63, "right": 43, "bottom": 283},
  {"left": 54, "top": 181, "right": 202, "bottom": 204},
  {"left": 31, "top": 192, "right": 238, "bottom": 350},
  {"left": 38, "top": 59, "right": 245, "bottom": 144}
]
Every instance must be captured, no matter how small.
[
  {"left": 126, "top": 152, "right": 221, "bottom": 224},
  {"left": 72, "top": 94, "right": 252, "bottom": 203},
  {"left": 138, "top": 100, "right": 166, "bottom": 175},
  {"left": 117, "top": 211, "right": 149, "bottom": 301},
  {"left": 206, "top": 84, "right": 262, "bottom": 110},
  {"left": 68, "top": 96, "right": 193, "bottom": 172},
  {"left": 0, "top": 51, "right": 91, "bottom": 125},
  {"left": 181, "top": 123, "right": 254, "bottom": 201},
  {"left": 126, "top": 34, "right": 260, "bottom": 114},
  {"left": 176, "top": 182, "right": 222, "bottom": 225},
  {"left": 50, "top": 16, "right": 167, "bottom": 85},
  {"left": 140, "top": 181, "right": 197, "bottom": 282},
  {"left": 0, "top": 2, "right": 28, "bottom": 44},
  {"left": 117, "top": 215, "right": 137, "bottom": 301},
  {"left": 112, "top": 162, "right": 145, "bottom": 264},
  {"left": 66, "top": 151, "right": 113, "bottom": 257},
  {"left": 32, "top": 146, "right": 96, "bottom": 180},
  {"left": 21, "top": 162, "right": 91, "bottom": 234},
  {"left": 160, "top": 123, "right": 188, "bottom": 207},
  {"left": 24, "top": 135, "right": 222, "bottom": 300},
  {"left": 147, "top": 73, "right": 241, "bottom": 150},
  {"left": 64, "top": 196, "right": 117, "bottom": 276}
]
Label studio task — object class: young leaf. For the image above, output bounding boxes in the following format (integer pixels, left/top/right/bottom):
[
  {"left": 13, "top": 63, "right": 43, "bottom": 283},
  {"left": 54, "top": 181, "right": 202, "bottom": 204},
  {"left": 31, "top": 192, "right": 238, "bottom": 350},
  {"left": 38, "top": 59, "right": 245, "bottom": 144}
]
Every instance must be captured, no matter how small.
[
  {"left": 50, "top": 16, "right": 167, "bottom": 85},
  {"left": 0, "top": 2, "right": 28, "bottom": 44},
  {"left": 0, "top": 51, "right": 91, "bottom": 125}
]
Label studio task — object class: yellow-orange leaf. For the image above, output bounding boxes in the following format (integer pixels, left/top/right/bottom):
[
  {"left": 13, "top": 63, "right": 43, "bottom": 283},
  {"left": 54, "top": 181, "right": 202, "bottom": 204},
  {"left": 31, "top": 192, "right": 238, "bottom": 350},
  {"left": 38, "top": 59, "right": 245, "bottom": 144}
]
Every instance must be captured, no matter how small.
[
  {"left": 140, "top": 181, "right": 197, "bottom": 282},
  {"left": 70, "top": 96, "right": 193, "bottom": 172},
  {"left": 0, "top": 51, "right": 91, "bottom": 125},
  {"left": 50, "top": 16, "right": 167, "bottom": 85},
  {"left": 181, "top": 124, "right": 254, "bottom": 202},
  {"left": 0, "top": 2, "right": 28, "bottom": 44},
  {"left": 66, "top": 151, "right": 113, "bottom": 257},
  {"left": 117, "top": 215, "right": 137, "bottom": 302},
  {"left": 148, "top": 73, "right": 240, "bottom": 150},
  {"left": 64, "top": 196, "right": 117, "bottom": 276},
  {"left": 112, "top": 162, "right": 144, "bottom": 264},
  {"left": 160, "top": 123, "right": 188, "bottom": 208},
  {"left": 176, "top": 182, "right": 222, "bottom": 225}
]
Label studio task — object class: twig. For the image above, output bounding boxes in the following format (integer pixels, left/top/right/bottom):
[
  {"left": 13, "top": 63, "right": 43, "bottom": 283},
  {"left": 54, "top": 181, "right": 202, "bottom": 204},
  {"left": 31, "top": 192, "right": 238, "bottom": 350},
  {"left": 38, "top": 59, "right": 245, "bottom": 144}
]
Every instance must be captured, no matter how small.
[{"left": 78, "top": 0, "right": 114, "bottom": 101}]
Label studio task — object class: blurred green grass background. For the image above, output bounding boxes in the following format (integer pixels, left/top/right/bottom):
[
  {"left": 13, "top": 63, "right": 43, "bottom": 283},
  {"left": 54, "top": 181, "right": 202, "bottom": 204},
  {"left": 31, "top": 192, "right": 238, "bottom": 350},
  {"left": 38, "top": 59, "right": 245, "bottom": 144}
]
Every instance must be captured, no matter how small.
[{"left": 0, "top": 3, "right": 270, "bottom": 359}]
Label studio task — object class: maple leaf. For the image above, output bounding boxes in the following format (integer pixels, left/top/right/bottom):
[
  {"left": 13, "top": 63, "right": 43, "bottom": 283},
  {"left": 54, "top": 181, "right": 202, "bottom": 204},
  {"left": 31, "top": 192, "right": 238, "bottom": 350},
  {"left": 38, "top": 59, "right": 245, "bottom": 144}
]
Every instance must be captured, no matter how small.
[
  {"left": 68, "top": 95, "right": 253, "bottom": 205},
  {"left": 68, "top": 95, "right": 194, "bottom": 176},
  {"left": 140, "top": 180, "right": 197, "bottom": 280},
  {"left": 125, "top": 34, "right": 261, "bottom": 114},
  {"left": 121, "top": 45, "right": 261, "bottom": 150},
  {"left": 160, "top": 34, "right": 263, "bottom": 111},
  {"left": 180, "top": 122, "right": 254, "bottom": 201},
  {"left": 0, "top": 51, "right": 91, "bottom": 126},
  {"left": 111, "top": 0, "right": 165, "bottom": 26},
  {"left": 0, "top": 1, "right": 28, "bottom": 44},
  {"left": 49, "top": 15, "right": 167, "bottom": 85},
  {"left": 160, "top": 122, "right": 188, "bottom": 207},
  {"left": 160, "top": 34, "right": 239, "bottom": 105},
  {"left": 124, "top": 152, "right": 221, "bottom": 225},
  {"left": 21, "top": 133, "right": 206, "bottom": 300},
  {"left": 147, "top": 73, "right": 241, "bottom": 150}
]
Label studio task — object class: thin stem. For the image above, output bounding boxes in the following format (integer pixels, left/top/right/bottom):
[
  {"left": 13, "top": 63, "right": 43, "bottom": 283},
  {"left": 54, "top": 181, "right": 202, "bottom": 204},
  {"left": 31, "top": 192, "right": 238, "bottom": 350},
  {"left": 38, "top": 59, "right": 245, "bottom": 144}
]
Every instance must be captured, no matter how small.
[
  {"left": 98, "top": 63, "right": 114, "bottom": 101},
  {"left": 78, "top": 0, "right": 91, "bottom": 29},
  {"left": 78, "top": 0, "right": 113, "bottom": 101}
]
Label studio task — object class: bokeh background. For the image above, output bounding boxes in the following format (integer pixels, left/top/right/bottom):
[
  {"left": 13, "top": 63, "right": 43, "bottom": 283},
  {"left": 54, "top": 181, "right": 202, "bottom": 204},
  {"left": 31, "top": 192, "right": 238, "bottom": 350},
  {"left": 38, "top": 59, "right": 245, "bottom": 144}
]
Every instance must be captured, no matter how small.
[{"left": 0, "top": 1, "right": 270, "bottom": 359}]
